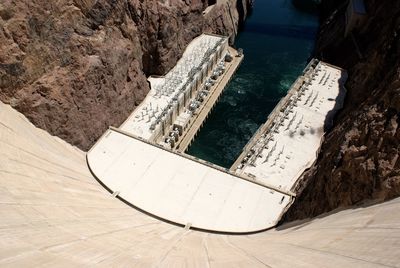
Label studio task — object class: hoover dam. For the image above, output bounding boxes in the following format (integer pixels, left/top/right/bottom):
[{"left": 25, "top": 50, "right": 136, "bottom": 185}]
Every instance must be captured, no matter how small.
[
  {"left": 86, "top": 32, "right": 348, "bottom": 233},
  {"left": 1, "top": 0, "right": 400, "bottom": 266},
  {"left": 1, "top": 29, "right": 399, "bottom": 268},
  {"left": 1, "top": 99, "right": 399, "bottom": 266}
]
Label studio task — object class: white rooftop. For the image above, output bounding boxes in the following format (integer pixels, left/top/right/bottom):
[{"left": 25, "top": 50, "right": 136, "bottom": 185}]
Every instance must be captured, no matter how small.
[
  {"left": 237, "top": 61, "right": 347, "bottom": 192},
  {"left": 87, "top": 128, "right": 292, "bottom": 233},
  {"left": 120, "top": 34, "right": 227, "bottom": 140}
]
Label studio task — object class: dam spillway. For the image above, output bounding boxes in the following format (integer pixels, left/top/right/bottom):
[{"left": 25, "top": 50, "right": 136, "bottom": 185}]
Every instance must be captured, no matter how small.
[{"left": 87, "top": 34, "right": 347, "bottom": 233}]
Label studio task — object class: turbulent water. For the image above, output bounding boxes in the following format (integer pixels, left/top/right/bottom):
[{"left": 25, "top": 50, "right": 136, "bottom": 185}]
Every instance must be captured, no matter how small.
[{"left": 186, "top": 0, "right": 319, "bottom": 168}]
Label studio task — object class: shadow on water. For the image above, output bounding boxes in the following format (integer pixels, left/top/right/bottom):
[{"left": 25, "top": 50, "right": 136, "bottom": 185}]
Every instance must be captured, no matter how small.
[
  {"left": 291, "top": 0, "right": 319, "bottom": 14},
  {"left": 244, "top": 23, "right": 317, "bottom": 40}
]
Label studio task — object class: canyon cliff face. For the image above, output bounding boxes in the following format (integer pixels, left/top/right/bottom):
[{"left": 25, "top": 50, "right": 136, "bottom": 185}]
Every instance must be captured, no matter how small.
[
  {"left": 0, "top": 0, "right": 251, "bottom": 150},
  {"left": 285, "top": 0, "right": 400, "bottom": 221}
]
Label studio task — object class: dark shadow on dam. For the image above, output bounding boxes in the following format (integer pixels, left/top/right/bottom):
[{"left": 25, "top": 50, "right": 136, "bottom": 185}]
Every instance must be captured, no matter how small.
[
  {"left": 243, "top": 23, "right": 317, "bottom": 40},
  {"left": 323, "top": 73, "right": 348, "bottom": 132}
]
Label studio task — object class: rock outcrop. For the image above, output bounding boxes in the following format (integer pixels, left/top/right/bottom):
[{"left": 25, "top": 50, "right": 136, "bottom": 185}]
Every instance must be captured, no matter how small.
[
  {"left": 0, "top": 0, "right": 251, "bottom": 150},
  {"left": 285, "top": 0, "right": 400, "bottom": 220}
]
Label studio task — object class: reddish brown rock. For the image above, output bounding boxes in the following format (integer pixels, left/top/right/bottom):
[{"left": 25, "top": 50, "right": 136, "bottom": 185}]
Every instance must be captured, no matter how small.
[{"left": 0, "top": 0, "right": 251, "bottom": 150}]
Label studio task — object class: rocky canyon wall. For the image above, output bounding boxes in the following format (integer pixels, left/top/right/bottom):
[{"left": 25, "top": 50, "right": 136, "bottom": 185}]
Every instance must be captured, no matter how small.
[
  {"left": 0, "top": 0, "right": 251, "bottom": 150},
  {"left": 285, "top": 0, "right": 400, "bottom": 221}
]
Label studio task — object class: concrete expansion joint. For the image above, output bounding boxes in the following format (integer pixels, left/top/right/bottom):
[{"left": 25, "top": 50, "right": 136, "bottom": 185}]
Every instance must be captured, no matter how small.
[{"left": 184, "top": 222, "right": 192, "bottom": 230}]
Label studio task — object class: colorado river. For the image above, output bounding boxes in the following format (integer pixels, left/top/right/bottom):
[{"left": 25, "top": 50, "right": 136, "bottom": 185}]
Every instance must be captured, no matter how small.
[{"left": 187, "top": 0, "right": 319, "bottom": 168}]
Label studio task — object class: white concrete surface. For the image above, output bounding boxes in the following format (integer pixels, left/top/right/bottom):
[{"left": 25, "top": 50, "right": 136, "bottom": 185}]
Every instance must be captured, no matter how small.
[
  {"left": 1, "top": 101, "right": 400, "bottom": 266},
  {"left": 235, "top": 61, "right": 348, "bottom": 193},
  {"left": 87, "top": 128, "right": 292, "bottom": 233}
]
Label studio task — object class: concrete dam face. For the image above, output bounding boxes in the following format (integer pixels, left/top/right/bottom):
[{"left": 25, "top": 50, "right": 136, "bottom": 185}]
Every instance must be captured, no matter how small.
[{"left": 1, "top": 100, "right": 399, "bottom": 266}]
